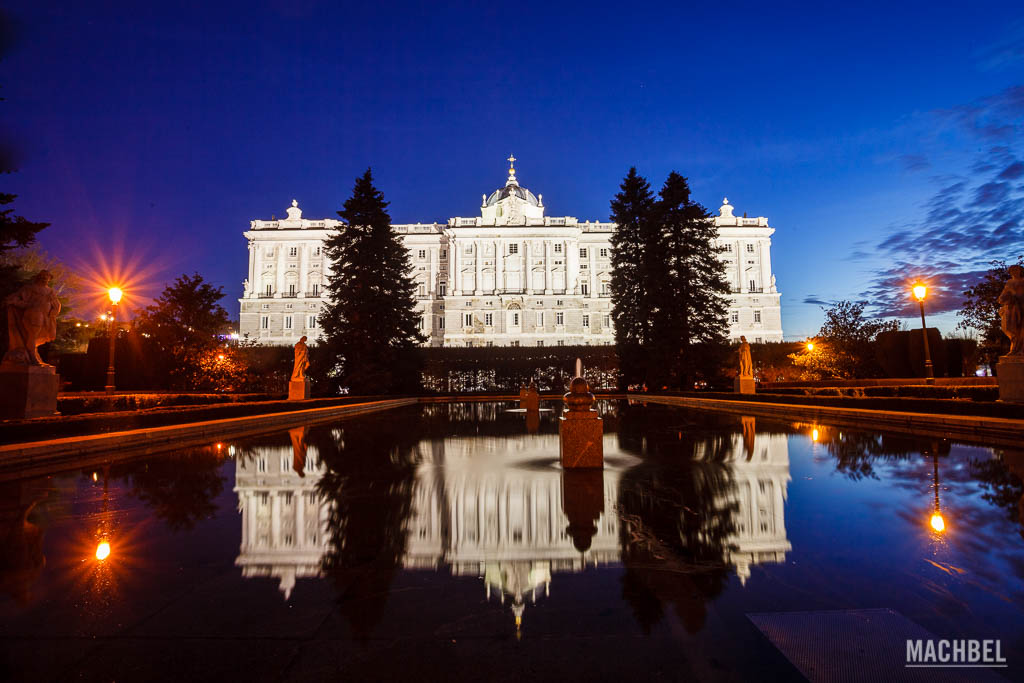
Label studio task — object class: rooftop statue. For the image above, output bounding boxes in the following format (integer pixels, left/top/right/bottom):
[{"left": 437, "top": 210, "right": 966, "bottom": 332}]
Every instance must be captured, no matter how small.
[
  {"left": 3, "top": 271, "right": 61, "bottom": 367},
  {"left": 1000, "top": 264, "right": 1024, "bottom": 356}
]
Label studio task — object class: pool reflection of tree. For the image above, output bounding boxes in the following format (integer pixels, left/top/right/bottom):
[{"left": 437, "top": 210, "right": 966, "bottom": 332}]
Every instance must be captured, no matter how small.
[
  {"left": 970, "top": 449, "right": 1024, "bottom": 534},
  {"left": 111, "top": 450, "right": 227, "bottom": 531}
]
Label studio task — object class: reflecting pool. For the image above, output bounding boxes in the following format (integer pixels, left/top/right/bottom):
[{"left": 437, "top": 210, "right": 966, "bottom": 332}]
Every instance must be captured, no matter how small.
[{"left": 1, "top": 401, "right": 1022, "bottom": 681}]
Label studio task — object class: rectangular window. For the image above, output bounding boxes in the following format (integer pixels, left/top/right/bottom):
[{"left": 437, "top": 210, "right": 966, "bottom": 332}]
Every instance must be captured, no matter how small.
[
  {"left": 308, "top": 316, "right": 317, "bottom": 328},
  {"left": 746, "top": 243, "right": 755, "bottom": 253},
  {"left": 601, "top": 282, "right": 609, "bottom": 296},
  {"left": 579, "top": 248, "right": 587, "bottom": 258},
  {"left": 289, "top": 247, "right": 298, "bottom": 257},
  {"left": 418, "top": 249, "right": 426, "bottom": 259},
  {"left": 554, "top": 244, "right": 563, "bottom": 253},
  {"left": 537, "top": 312, "right": 544, "bottom": 327},
  {"left": 509, "top": 243, "right": 519, "bottom": 255},
  {"left": 418, "top": 284, "right": 426, "bottom": 297},
  {"left": 600, "top": 248, "right": 608, "bottom": 257},
  {"left": 440, "top": 249, "right": 447, "bottom": 259},
  {"left": 582, "top": 314, "right": 590, "bottom": 327},
  {"left": 724, "top": 244, "right": 733, "bottom": 252},
  {"left": 730, "top": 311, "right": 739, "bottom": 323},
  {"left": 464, "top": 313, "right": 473, "bottom": 326},
  {"left": 312, "top": 284, "right": 319, "bottom": 296},
  {"left": 537, "top": 340, "right": 544, "bottom": 347},
  {"left": 265, "top": 284, "right": 273, "bottom": 296},
  {"left": 510, "top": 340, "right": 519, "bottom": 347},
  {"left": 485, "top": 313, "right": 493, "bottom": 326},
  {"left": 557, "top": 340, "right": 565, "bottom": 346},
  {"left": 556, "top": 312, "right": 564, "bottom": 325},
  {"left": 261, "top": 304, "right": 269, "bottom": 310},
  {"left": 289, "top": 284, "right": 296, "bottom": 296},
  {"left": 755, "top": 337, "right": 762, "bottom": 343},
  {"left": 604, "top": 315, "right": 611, "bottom": 327},
  {"left": 284, "top": 316, "right": 293, "bottom": 329},
  {"left": 438, "top": 282, "right": 447, "bottom": 296},
  {"left": 512, "top": 312, "right": 520, "bottom": 326},
  {"left": 581, "top": 283, "right": 589, "bottom": 295},
  {"left": 464, "top": 246, "right": 473, "bottom": 254},
  {"left": 314, "top": 247, "right": 321, "bottom": 256},
  {"left": 260, "top": 316, "right": 269, "bottom": 329},
  {"left": 466, "top": 341, "right": 473, "bottom": 348},
  {"left": 749, "top": 279, "right": 757, "bottom": 291},
  {"left": 418, "top": 317, "right": 425, "bottom": 330},
  {"left": 754, "top": 310, "right": 762, "bottom": 323},
  {"left": 556, "top": 300, "right": 563, "bottom": 306},
  {"left": 486, "top": 341, "right": 493, "bottom": 347},
  {"left": 438, "top": 317, "right": 445, "bottom": 330}
]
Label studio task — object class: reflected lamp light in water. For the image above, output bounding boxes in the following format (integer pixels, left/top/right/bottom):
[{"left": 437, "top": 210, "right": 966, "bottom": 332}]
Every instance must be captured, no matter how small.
[
  {"left": 95, "top": 541, "right": 111, "bottom": 561},
  {"left": 811, "top": 428, "right": 820, "bottom": 442},
  {"left": 930, "top": 514, "right": 946, "bottom": 533}
]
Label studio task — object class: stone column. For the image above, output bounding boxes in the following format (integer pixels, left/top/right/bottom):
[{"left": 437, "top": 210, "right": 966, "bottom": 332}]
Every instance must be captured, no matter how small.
[
  {"left": 544, "top": 241, "right": 552, "bottom": 294},
  {"left": 275, "top": 244, "right": 285, "bottom": 297},
  {"left": 248, "top": 240, "right": 257, "bottom": 296},
  {"left": 295, "top": 491, "right": 306, "bottom": 547},
  {"left": 588, "top": 246, "right": 597, "bottom": 299},
  {"left": 525, "top": 240, "right": 533, "bottom": 294},
  {"left": 430, "top": 245, "right": 438, "bottom": 296},
  {"left": 452, "top": 238, "right": 461, "bottom": 295},
  {"left": 761, "top": 239, "right": 773, "bottom": 292},
  {"left": 298, "top": 244, "right": 309, "bottom": 297},
  {"left": 568, "top": 239, "right": 580, "bottom": 294},
  {"left": 473, "top": 241, "right": 481, "bottom": 295},
  {"left": 271, "top": 491, "right": 281, "bottom": 547},
  {"left": 495, "top": 239, "right": 503, "bottom": 294},
  {"left": 248, "top": 492, "right": 259, "bottom": 548}
]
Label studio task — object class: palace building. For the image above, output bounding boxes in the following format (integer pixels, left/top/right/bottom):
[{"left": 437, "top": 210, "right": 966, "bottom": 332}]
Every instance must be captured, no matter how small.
[{"left": 238, "top": 159, "right": 783, "bottom": 346}]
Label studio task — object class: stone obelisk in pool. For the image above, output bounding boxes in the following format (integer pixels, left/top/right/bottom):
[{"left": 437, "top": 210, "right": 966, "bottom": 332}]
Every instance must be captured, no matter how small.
[{"left": 559, "top": 358, "right": 603, "bottom": 468}]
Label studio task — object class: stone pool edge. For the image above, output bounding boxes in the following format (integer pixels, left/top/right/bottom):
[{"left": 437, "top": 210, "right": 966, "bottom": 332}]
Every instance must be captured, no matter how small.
[
  {"left": 632, "top": 393, "right": 1024, "bottom": 448},
  {"left": 0, "top": 397, "right": 419, "bottom": 480}
]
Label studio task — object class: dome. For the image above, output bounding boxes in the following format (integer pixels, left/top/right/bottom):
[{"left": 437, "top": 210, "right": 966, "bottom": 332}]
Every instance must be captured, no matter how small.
[{"left": 486, "top": 185, "right": 540, "bottom": 207}]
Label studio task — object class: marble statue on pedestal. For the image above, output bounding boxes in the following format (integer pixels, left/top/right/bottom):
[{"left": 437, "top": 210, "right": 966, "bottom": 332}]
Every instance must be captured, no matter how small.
[
  {"left": 734, "top": 336, "right": 755, "bottom": 395},
  {"left": 999, "top": 265, "right": 1024, "bottom": 356},
  {"left": 997, "top": 264, "right": 1024, "bottom": 403},
  {"left": 3, "top": 271, "right": 60, "bottom": 367},
  {"left": 1, "top": 271, "right": 61, "bottom": 418},
  {"left": 288, "top": 336, "right": 311, "bottom": 400}
]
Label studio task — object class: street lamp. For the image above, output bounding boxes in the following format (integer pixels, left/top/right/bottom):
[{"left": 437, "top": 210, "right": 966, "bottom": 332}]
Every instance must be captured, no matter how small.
[
  {"left": 806, "top": 341, "right": 815, "bottom": 352},
  {"left": 912, "top": 283, "right": 935, "bottom": 385},
  {"left": 105, "top": 287, "right": 123, "bottom": 393}
]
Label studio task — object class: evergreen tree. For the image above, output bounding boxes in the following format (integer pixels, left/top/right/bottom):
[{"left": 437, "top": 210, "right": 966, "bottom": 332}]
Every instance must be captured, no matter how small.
[
  {"left": 609, "top": 168, "right": 656, "bottom": 388},
  {"left": 319, "top": 169, "right": 425, "bottom": 394},
  {"left": 655, "top": 172, "right": 730, "bottom": 388},
  {"left": 134, "top": 273, "right": 231, "bottom": 389}
]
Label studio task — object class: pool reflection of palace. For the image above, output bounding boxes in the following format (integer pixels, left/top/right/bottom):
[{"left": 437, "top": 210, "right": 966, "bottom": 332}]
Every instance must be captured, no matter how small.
[{"left": 233, "top": 417, "right": 792, "bottom": 612}]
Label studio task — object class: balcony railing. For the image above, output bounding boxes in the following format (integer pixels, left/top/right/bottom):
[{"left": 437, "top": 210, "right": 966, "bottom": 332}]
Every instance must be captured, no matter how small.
[
  {"left": 258, "top": 293, "right": 274, "bottom": 298},
  {"left": 282, "top": 292, "right": 298, "bottom": 298}
]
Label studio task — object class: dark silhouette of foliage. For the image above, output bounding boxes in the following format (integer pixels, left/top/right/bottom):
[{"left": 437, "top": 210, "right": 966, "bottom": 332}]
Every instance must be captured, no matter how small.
[
  {"left": 318, "top": 169, "right": 425, "bottom": 394},
  {"left": 957, "top": 257, "right": 1024, "bottom": 372}
]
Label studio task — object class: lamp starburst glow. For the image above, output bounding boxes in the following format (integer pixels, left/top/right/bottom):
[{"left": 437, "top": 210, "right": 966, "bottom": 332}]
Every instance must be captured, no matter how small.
[
  {"left": 930, "top": 513, "right": 945, "bottom": 533},
  {"left": 806, "top": 342, "right": 814, "bottom": 351},
  {"left": 95, "top": 541, "right": 111, "bottom": 560},
  {"left": 913, "top": 284, "right": 927, "bottom": 302},
  {"left": 108, "top": 287, "right": 123, "bottom": 304}
]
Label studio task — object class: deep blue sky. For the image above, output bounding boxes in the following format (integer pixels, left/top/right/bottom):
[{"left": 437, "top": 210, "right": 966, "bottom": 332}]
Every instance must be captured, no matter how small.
[{"left": 4, "top": 1, "right": 1023, "bottom": 337}]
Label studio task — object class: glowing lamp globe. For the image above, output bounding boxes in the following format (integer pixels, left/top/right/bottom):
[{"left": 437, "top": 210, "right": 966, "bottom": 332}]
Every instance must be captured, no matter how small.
[
  {"left": 806, "top": 342, "right": 814, "bottom": 351},
  {"left": 912, "top": 284, "right": 927, "bottom": 302},
  {"left": 95, "top": 541, "right": 111, "bottom": 560},
  {"left": 930, "top": 513, "right": 945, "bottom": 533},
  {"left": 108, "top": 287, "right": 123, "bottom": 304}
]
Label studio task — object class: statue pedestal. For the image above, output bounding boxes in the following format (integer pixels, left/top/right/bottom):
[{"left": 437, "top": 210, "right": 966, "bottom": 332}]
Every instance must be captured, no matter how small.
[
  {"left": 519, "top": 389, "right": 540, "bottom": 412},
  {"left": 734, "top": 377, "right": 755, "bottom": 395},
  {"left": 288, "top": 377, "right": 311, "bottom": 401},
  {"left": 0, "top": 364, "right": 59, "bottom": 419},
  {"left": 560, "top": 411, "right": 603, "bottom": 468},
  {"left": 998, "top": 356, "right": 1024, "bottom": 403}
]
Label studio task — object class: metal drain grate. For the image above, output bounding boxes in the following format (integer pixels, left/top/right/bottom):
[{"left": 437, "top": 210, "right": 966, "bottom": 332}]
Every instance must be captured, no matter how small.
[{"left": 748, "top": 608, "right": 1006, "bottom": 683}]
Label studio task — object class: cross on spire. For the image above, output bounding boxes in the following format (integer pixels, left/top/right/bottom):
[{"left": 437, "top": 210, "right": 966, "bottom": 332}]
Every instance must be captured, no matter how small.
[
  {"left": 507, "top": 154, "right": 516, "bottom": 168},
  {"left": 506, "top": 154, "right": 519, "bottom": 186}
]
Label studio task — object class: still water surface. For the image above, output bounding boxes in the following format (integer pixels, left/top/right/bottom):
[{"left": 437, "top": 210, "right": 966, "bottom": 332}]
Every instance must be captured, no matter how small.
[{"left": 1, "top": 401, "right": 1022, "bottom": 681}]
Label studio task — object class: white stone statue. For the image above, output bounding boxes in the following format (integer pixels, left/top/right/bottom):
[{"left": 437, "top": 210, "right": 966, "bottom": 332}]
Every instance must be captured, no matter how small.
[
  {"left": 999, "top": 264, "right": 1024, "bottom": 356},
  {"left": 3, "top": 271, "right": 61, "bottom": 367},
  {"left": 292, "top": 335, "right": 310, "bottom": 380},
  {"left": 737, "top": 336, "right": 753, "bottom": 379}
]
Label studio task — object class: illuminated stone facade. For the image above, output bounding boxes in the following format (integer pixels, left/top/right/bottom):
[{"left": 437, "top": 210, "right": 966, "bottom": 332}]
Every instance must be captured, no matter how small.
[{"left": 238, "top": 160, "right": 783, "bottom": 345}]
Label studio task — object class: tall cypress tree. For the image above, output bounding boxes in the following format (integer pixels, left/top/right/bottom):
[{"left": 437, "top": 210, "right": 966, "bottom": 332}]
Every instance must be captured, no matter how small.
[
  {"left": 609, "top": 168, "right": 656, "bottom": 388},
  {"left": 656, "top": 172, "right": 730, "bottom": 388},
  {"left": 319, "top": 169, "right": 425, "bottom": 394}
]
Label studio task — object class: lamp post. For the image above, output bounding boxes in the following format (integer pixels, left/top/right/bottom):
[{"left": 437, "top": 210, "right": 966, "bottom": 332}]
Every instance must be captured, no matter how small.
[
  {"left": 912, "top": 284, "right": 935, "bottom": 385},
  {"left": 104, "top": 288, "right": 123, "bottom": 393}
]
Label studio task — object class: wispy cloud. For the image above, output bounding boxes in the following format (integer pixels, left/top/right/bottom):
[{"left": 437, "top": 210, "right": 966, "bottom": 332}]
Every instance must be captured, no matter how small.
[{"left": 862, "top": 86, "right": 1024, "bottom": 321}]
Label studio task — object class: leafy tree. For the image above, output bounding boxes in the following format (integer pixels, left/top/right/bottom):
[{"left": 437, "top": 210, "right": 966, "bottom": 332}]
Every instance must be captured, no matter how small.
[
  {"left": 789, "top": 300, "right": 898, "bottom": 379},
  {"left": 957, "top": 257, "right": 1023, "bottom": 372},
  {"left": 134, "top": 273, "right": 231, "bottom": 390},
  {"left": 609, "top": 168, "right": 656, "bottom": 388},
  {"left": 654, "top": 172, "right": 730, "bottom": 388},
  {"left": 318, "top": 169, "right": 424, "bottom": 394}
]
